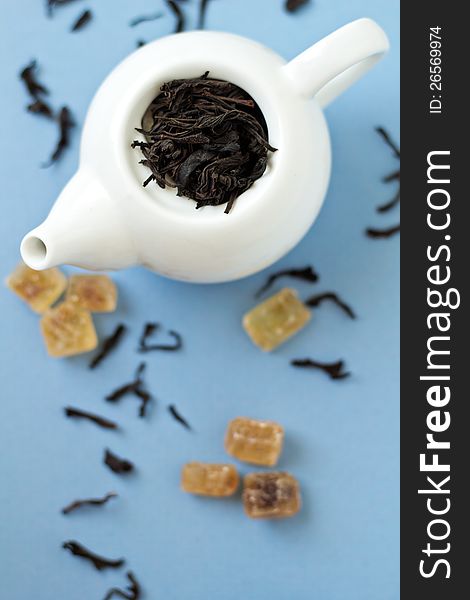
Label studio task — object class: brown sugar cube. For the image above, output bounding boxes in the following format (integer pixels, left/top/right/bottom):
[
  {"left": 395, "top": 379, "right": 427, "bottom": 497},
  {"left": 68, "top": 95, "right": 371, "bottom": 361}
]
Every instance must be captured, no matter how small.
[
  {"left": 6, "top": 263, "right": 66, "bottom": 313},
  {"left": 243, "top": 288, "right": 310, "bottom": 351},
  {"left": 225, "top": 417, "right": 284, "bottom": 466},
  {"left": 181, "top": 462, "right": 239, "bottom": 497},
  {"left": 66, "top": 274, "right": 117, "bottom": 313},
  {"left": 243, "top": 472, "right": 301, "bottom": 519},
  {"left": 40, "top": 301, "right": 98, "bottom": 357}
]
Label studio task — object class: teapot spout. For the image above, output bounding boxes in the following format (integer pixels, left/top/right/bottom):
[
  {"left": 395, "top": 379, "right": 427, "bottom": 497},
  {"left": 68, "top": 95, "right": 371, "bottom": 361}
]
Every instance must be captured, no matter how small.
[{"left": 20, "top": 169, "right": 137, "bottom": 272}]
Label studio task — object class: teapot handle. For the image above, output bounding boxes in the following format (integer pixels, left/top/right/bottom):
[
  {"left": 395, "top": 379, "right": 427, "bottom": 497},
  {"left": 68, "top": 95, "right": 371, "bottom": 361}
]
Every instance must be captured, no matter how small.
[{"left": 283, "top": 18, "right": 389, "bottom": 108}]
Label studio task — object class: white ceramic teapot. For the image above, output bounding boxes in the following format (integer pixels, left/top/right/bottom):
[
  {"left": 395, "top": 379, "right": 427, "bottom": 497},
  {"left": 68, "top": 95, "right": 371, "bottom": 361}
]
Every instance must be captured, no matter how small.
[{"left": 20, "top": 18, "right": 389, "bottom": 283}]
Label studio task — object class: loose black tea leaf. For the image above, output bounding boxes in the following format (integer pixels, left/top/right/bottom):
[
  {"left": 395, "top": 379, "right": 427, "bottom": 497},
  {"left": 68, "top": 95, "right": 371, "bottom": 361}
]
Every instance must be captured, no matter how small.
[
  {"left": 71, "top": 9, "right": 92, "bottom": 32},
  {"left": 198, "top": 0, "right": 212, "bottom": 29},
  {"left": 46, "top": 0, "right": 82, "bottom": 17},
  {"left": 104, "top": 571, "right": 141, "bottom": 600},
  {"left": 168, "top": 404, "right": 191, "bottom": 430},
  {"left": 19, "top": 60, "right": 49, "bottom": 100},
  {"left": 90, "top": 324, "right": 127, "bottom": 369},
  {"left": 132, "top": 73, "right": 275, "bottom": 213},
  {"left": 43, "top": 106, "right": 75, "bottom": 166},
  {"left": 27, "top": 99, "right": 54, "bottom": 118},
  {"left": 106, "top": 363, "right": 143, "bottom": 397},
  {"left": 130, "top": 12, "right": 163, "bottom": 27},
  {"left": 63, "top": 541, "right": 125, "bottom": 571},
  {"left": 134, "top": 388, "right": 152, "bottom": 418},
  {"left": 291, "top": 358, "right": 350, "bottom": 380},
  {"left": 136, "top": 39, "right": 146, "bottom": 47},
  {"left": 62, "top": 492, "right": 117, "bottom": 515},
  {"left": 65, "top": 406, "right": 119, "bottom": 430},
  {"left": 375, "top": 126, "right": 400, "bottom": 159},
  {"left": 138, "top": 323, "right": 157, "bottom": 349},
  {"left": 366, "top": 224, "right": 400, "bottom": 238},
  {"left": 106, "top": 380, "right": 138, "bottom": 401},
  {"left": 305, "top": 292, "right": 356, "bottom": 319},
  {"left": 104, "top": 449, "right": 134, "bottom": 474},
  {"left": 138, "top": 322, "right": 183, "bottom": 352},
  {"left": 255, "top": 266, "right": 318, "bottom": 298},
  {"left": 286, "top": 0, "right": 310, "bottom": 13},
  {"left": 105, "top": 362, "right": 152, "bottom": 417},
  {"left": 383, "top": 168, "right": 400, "bottom": 183},
  {"left": 377, "top": 187, "right": 400, "bottom": 213},
  {"left": 375, "top": 126, "right": 400, "bottom": 213},
  {"left": 166, "top": 0, "right": 185, "bottom": 33},
  {"left": 19, "top": 60, "right": 56, "bottom": 141}
]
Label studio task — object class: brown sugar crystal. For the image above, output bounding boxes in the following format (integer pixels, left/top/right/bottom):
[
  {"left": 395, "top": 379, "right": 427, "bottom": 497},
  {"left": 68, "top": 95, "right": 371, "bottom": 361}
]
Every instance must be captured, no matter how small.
[
  {"left": 181, "top": 462, "right": 239, "bottom": 497},
  {"left": 225, "top": 417, "right": 284, "bottom": 466},
  {"left": 66, "top": 274, "right": 117, "bottom": 313},
  {"left": 243, "top": 288, "right": 310, "bottom": 351},
  {"left": 6, "top": 263, "right": 66, "bottom": 313},
  {"left": 243, "top": 472, "right": 301, "bottom": 519},
  {"left": 40, "top": 301, "right": 98, "bottom": 357}
]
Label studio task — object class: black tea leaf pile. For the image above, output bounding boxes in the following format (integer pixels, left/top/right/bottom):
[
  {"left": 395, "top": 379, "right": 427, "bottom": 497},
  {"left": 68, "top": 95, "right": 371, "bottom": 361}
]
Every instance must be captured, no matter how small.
[{"left": 132, "top": 72, "right": 276, "bottom": 213}]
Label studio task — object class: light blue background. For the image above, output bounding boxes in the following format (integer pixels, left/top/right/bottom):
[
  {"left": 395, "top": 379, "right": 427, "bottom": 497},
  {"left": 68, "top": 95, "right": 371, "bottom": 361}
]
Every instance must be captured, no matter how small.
[{"left": 0, "top": 1, "right": 399, "bottom": 599}]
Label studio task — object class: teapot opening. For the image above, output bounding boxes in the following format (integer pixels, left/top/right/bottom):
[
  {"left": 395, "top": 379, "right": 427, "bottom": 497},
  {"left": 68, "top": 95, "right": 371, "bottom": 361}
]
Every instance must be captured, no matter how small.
[
  {"left": 130, "top": 72, "right": 275, "bottom": 214},
  {"left": 114, "top": 49, "right": 284, "bottom": 221},
  {"left": 21, "top": 236, "right": 48, "bottom": 270}
]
